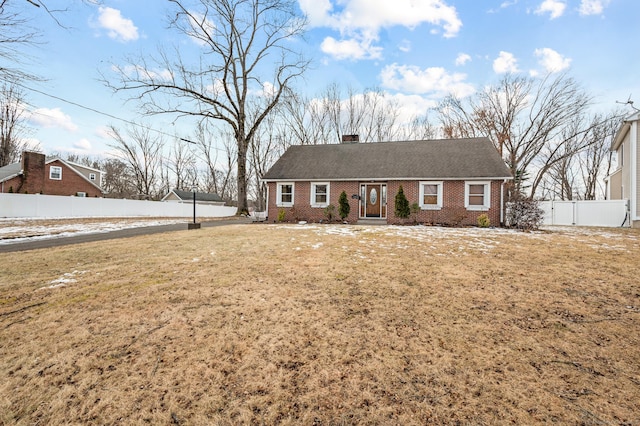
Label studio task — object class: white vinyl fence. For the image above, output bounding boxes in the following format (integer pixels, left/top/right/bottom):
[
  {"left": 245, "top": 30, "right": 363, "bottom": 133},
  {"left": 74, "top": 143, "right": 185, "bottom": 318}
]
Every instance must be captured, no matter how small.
[
  {"left": 540, "top": 200, "right": 629, "bottom": 227},
  {"left": 0, "top": 193, "right": 237, "bottom": 219}
]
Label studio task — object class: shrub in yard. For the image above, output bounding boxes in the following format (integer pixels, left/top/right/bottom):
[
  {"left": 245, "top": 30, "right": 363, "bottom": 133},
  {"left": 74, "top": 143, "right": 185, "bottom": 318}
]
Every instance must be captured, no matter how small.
[
  {"left": 8, "top": 186, "right": 13, "bottom": 193},
  {"left": 477, "top": 213, "right": 490, "bottom": 228},
  {"left": 324, "top": 204, "right": 336, "bottom": 222},
  {"left": 338, "top": 191, "right": 350, "bottom": 221},
  {"left": 506, "top": 198, "right": 544, "bottom": 231},
  {"left": 277, "top": 208, "right": 286, "bottom": 222},
  {"left": 410, "top": 202, "right": 420, "bottom": 224},
  {"left": 395, "top": 185, "right": 410, "bottom": 220}
]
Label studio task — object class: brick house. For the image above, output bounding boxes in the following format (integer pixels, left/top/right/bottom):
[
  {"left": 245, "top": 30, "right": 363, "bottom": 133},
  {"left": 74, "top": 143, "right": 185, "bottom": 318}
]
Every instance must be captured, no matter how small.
[
  {"left": 0, "top": 151, "right": 105, "bottom": 197},
  {"left": 262, "top": 137, "right": 513, "bottom": 226}
]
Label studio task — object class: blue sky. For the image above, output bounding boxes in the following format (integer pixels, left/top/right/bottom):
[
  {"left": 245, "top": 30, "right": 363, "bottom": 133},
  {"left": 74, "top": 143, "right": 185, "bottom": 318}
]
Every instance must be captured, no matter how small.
[{"left": 13, "top": 0, "right": 640, "bottom": 158}]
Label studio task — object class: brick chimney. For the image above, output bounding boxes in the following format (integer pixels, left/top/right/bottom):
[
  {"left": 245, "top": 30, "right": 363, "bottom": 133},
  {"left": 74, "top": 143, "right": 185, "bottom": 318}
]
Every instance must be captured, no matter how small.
[
  {"left": 20, "top": 151, "right": 46, "bottom": 194},
  {"left": 341, "top": 134, "right": 359, "bottom": 143}
]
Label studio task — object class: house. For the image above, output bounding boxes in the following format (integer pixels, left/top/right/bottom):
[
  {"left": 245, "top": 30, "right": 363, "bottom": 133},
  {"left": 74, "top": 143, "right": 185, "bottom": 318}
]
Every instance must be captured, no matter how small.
[
  {"left": 261, "top": 137, "right": 513, "bottom": 226},
  {"left": 161, "top": 189, "right": 225, "bottom": 205},
  {"left": 0, "top": 151, "right": 105, "bottom": 197},
  {"left": 606, "top": 111, "right": 639, "bottom": 226}
]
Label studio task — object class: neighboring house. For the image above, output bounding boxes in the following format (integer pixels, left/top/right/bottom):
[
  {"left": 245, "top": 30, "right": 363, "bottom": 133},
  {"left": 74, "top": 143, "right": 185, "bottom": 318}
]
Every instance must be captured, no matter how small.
[
  {"left": 262, "top": 137, "right": 513, "bottom": 226},
  {"left": 0, "top": 151, "right": 105, "bottom": 197},
  {"left": 161, "top": 189, "right": 225, "bottom": 205},
  {"left": 606, "top": 111, "right": 639, "bottom": 226}
]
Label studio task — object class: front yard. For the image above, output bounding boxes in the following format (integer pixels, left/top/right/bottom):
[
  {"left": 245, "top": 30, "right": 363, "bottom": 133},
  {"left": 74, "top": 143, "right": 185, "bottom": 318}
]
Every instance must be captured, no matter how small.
[{"left": 1, "top": 223, "right": 639, "bottom": 424}]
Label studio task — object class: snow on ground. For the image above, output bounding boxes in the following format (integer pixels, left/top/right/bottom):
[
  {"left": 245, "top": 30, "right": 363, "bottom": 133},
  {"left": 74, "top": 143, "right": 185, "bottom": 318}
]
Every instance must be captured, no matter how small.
[
  {"left": 274, "top": 223, "right": 639, "bottom": 256},
  {"left": 0, "top": 218, "right": 186, "bottom": 245}
]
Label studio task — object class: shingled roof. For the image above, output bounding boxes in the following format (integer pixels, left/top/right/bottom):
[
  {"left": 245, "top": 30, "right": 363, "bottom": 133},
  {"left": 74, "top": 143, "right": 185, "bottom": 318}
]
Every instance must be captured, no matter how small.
[{"left": 262, "top": 137, "right": 512, "bottom": 181}]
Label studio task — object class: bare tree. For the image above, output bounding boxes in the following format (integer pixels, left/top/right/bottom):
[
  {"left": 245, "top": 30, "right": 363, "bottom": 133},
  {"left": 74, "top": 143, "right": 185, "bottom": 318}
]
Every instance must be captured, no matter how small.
[
  {"left": 248, "top": 108, "right": 286, "bottom": 210},
  {"left": 107, "top": 124, "right": 164, "bottom": 200},
  {"left": 166, "top": 139, "right": 198, "bottom": 192},
  {"left": 436, "top": 73, "right": 596, "bottom": 199},
  {"left": 400, "top": 113, "right": 438, "bottom": 141},
  {"left": 192, "top": 121, "right": 236, "bottom": 200},
  {"left": 106, "top": 0, "right": 309, "bottom": 214},
  {"left": 100, "top": 157, "right": 136, "bottom": 198},
  {"left": 0, "top": 82, "right": 31, "bottom": 166},
  {"left": 1, "top": 0, "right": 100, "bottom": 82},
  {"left": 0, "top": 1, "right": 39, "bottom": 82},
  {"left": 577, "top": 112, "right": 621, "bottom": 200}
]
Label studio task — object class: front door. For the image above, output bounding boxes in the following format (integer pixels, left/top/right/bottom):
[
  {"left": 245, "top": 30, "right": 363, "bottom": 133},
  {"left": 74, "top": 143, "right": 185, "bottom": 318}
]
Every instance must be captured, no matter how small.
[{"left": 360, "top": 184, "right": 387, "bottom": 218}]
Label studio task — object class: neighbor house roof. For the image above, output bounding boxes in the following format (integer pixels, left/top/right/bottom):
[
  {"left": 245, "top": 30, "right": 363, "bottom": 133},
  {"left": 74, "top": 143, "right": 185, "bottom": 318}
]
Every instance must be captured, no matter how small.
[
  {"left": 162, "top": 189, "right": 224, "bottom": 203},
  {"left": 0, "top": 162, "right": 22, "bottom": 183},
  {"left": 611, "top": 111, "right": 640, "bottom": 151},
  {"left": 262, "top": 137, "right": 512, "bottom": 181}
]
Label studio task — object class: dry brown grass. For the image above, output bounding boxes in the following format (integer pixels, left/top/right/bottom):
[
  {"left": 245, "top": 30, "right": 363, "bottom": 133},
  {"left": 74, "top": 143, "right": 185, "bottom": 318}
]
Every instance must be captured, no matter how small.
[{"left": 1, "top": 224, "right": 639, "bottom": 425}]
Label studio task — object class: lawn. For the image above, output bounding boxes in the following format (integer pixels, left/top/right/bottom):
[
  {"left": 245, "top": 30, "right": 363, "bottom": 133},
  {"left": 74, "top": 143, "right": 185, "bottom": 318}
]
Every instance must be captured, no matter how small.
[{"left": 1, "top": 223, "right": 639, "bottom": 425}]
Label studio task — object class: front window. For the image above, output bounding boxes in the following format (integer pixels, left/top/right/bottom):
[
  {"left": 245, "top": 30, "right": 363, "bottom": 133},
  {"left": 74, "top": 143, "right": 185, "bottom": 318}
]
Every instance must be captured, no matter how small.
[
  {"left": 310, "top": 182, "right": 329, "bottom": 207},
  {"left": 89, "top": 173, "right": 96, "bottom": 181},
  {"left": 276, "top": 182, "right": 294, "bottom": 207},
  {"left": 49, "top": 166, "right": 62, "bottom": 180},
  {"left": 419, "top": 181, "right": 443, "bottom": 209},
  {"left": 465, "top": 181, "right": 491, "bottom": 210}
]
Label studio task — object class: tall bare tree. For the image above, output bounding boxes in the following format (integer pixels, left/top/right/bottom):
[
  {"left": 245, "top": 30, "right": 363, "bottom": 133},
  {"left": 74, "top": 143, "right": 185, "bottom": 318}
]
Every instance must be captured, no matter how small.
[
  {"left": 107, "top": 0, "right": 308, "bottom": 214},
  {"left": 436, "top": 73, "right": 596, "bottom": 199},
  {"left": 107, "top": 124, "right": 165, "bottom": 200},
  {"left": 0, "top": 82, "right": 30, "bottom": 166}
]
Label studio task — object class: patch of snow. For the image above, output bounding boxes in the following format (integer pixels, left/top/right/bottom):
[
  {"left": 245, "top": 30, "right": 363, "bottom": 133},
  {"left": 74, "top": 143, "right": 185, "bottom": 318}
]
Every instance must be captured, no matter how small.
[
  {"left": 0, "top": 219, "right": 185, "bottom": 245},
  {"left": 40, "top": 270, "right": 88, "bottom": 290}
]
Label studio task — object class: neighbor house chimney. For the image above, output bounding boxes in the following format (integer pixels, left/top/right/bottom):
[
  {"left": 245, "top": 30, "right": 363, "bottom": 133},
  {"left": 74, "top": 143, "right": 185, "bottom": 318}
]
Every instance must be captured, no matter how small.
[
  {"left": 20, "top": 151, "right": 46, "bottom": 194},
  {"left": 341, "top": 134, "right": 359, "bottom": 143}
]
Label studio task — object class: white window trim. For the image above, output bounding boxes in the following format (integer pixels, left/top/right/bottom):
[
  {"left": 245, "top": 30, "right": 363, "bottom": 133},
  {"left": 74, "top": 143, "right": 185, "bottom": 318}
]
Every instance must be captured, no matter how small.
[
  {"left": 419, "top": 181, "right": 443, "bottom": 210},
  {"left": 465, "top": 181, "right": 491, "bottom": 211},
  {"left": 310, "top": 182, "right": 330, "bottom": 208},
  {"left": 276, "top": 182, "right": 295, "bottom": 207},
  {"left": 49, "top": 166, "right": 62, "bottom": 180},
  {"left": 89, "top": 173, "right": 96, "bottom": 181}
]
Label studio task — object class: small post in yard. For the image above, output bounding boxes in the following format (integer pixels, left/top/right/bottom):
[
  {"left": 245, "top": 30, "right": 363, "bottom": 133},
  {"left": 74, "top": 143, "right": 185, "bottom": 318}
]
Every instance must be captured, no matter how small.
[{"left": 188, "top": 185, "right": 201, "bottom": 230}]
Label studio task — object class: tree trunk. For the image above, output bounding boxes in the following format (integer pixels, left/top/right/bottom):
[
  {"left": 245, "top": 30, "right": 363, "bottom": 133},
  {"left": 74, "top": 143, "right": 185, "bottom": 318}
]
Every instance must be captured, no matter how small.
[{"left": 237, "top": 138, "right": 249, "bottom": 215}]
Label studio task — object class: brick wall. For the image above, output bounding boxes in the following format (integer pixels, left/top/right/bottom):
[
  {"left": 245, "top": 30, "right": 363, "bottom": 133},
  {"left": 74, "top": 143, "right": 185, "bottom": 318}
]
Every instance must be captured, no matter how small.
[
  {"left": 266, "top": 181, "right": 360, "bottom": 223},
  {"left": 267, "top": 180, "right": 505, "bottom": 226},
  {"left": 43, "top": 160, "right": 103, "bottom": 197},
  {"left": 387, "top": 180, "right": 503, "bottom": 226},
  {"left": 0, "top": 176, "right": 22, "bottom": 193}
]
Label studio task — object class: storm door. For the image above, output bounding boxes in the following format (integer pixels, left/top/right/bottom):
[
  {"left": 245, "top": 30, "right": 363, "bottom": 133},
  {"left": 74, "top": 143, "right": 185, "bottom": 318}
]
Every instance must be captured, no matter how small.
[{"left": 360, "top": 183, "right": 387, "bottom": 218}]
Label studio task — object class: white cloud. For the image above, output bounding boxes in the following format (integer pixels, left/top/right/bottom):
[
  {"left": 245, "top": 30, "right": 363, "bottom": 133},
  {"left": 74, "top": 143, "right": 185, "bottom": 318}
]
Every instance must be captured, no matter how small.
[
  {"left": 535, "top": 0, "right": 566, "bottom": 19},
  {"left": 380, "top": 63, "right": 475, "bottom": 98},
  {"left": 493, "top": 51, "right": 519, "bottom": 74},
  {"left": 455, "top": 53, "right": 471, "bottom": 66},
  {"left": 320, "top": 36, "right": 383, "bottom": 60},
  {"left": 300, "top": 0, "right": 461, "bottom": 60},
  {"left": 534, "top": 47, "right": 571, "bottom": 73},
  {"left": 95, "top": 7, "right": 139, "bottom": 42},
  {"left": 73, "top": 139, "right": 93, "bottom": 151},
  {"left": 579, "top": 0, "right": 610, "bottom": 16},
  {"left": 386, "top": 93, "right": 438, "bottom": 123},
  {"left": 28, "top": 108, "right": 78, "bottom": 131}
]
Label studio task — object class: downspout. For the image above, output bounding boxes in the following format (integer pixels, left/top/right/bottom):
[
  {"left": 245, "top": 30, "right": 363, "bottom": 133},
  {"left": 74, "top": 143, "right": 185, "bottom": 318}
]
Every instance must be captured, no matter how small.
[
  {"left": 500, "top": 179, "right": 506, "bottom": 226},
  {"left": 265, "top": 183, "right": 270, "bottom": 220},
  {"left": 631, "top": 121, "right": 638, "bottom": 225}
]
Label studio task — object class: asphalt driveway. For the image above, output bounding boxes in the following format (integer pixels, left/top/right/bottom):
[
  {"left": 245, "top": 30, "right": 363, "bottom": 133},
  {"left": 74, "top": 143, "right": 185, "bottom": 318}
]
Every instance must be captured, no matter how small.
[{"left": 0, "top": 218, "right": 252, "bottom": 253}]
